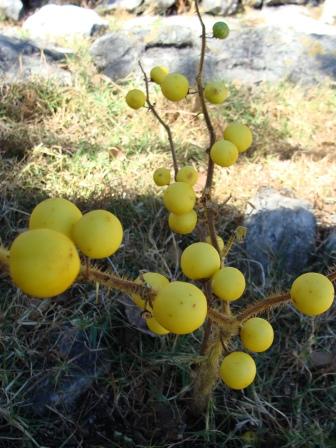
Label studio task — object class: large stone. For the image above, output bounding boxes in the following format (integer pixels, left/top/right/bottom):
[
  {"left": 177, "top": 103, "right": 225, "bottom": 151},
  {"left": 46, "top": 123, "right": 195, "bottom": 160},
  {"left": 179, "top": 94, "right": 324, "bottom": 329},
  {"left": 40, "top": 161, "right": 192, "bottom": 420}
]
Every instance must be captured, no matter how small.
[
  {"left": 90, "top": 32, "right": 143, "bottom": 81},
  {"left": 243, "top": 188, "right": 316, "bottom": 280},
  {"left": 201, "top": 0, "right": 240, "bottom": 15},
  {"left": 0, "top": 0, "right": 23, "bottom": 21},
  {"left": 208, "top": 26, "right": 336, "bottom": 84},
  {"left": 23, "top": 4, "right": 108, "bottom": 42},
  {"left": 321, "top": 0, "right": 336, "bottom": 25},
  {"left": 96, "top": 0, "right": 143, "bottom": 13},
  {"left": 264, "top": 0, "right": 307, "bottom": 5},
  {"left": 0, "top": 34, "right": 72, "bottom": 83},
  {"left": 143, "top": 0, "right": 176, "bottom": 14}
]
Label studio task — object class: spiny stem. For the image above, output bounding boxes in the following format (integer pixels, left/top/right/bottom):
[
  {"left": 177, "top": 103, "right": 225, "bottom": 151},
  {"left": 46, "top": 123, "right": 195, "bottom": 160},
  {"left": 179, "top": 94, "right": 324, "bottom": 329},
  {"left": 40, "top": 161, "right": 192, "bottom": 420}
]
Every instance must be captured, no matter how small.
[
  {"left": 207, "top": 307, "right": 239, "bottom": 335},
  {"left": 237, "top": 292, "right": 291, "bottom": 323},
  {"left": 138, "top": 61, "right": 179, "bottom": 178},
  {"left": 80, "top": 265, "right": 156, "bottom": 301}
]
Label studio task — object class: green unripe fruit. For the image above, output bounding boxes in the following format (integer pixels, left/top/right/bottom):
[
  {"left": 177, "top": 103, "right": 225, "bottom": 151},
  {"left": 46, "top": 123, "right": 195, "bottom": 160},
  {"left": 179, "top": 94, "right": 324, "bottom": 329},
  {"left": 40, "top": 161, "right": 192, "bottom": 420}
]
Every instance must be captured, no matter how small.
[
  {"left": 126, "top": 89, "right": 146, "bottom": 110},
  {"left": 160, "top": 73, "right": 189, "bottom": 102},
  {"left": 210, "top": 139, "right": 239, "bottom": 167},
  {"left": 150, "top": 66, "right": 169, "bottom": 85},
  {"left": 212, "top": 21, "right": 230, "bottom": 39},
  {"left": 204, "top": 82, "right": 229, "bottom": 105},
  {"left": 153, "top": 167, "right": 171, "bottom": 186},
  {"left": 224, "top": 123, "right": 253, "bottom": 153}
]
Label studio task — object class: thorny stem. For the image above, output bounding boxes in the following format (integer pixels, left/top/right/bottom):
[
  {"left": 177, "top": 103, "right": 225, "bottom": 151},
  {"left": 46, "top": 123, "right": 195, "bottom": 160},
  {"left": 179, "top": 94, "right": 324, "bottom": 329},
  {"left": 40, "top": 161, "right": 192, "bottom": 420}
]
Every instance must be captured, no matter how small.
[
  {"left": 194, "top": 1, "right": 220, "bottom": 258},
  {"left": 237, "top": 292, "right": 291, "bottom": 323},
  {"left": 138, "top": 61, "right": 179, "bottom": 178}
]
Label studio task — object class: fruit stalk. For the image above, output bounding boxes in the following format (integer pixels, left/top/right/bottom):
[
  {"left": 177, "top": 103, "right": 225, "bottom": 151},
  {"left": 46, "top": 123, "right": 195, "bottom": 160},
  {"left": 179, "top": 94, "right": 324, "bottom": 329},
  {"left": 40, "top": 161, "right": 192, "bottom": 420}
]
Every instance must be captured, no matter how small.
[
  {"left": 237, "top": 292, "right": 291, "bottom": 323},
  {"left": 191, "top": 329, "right": 227, "bottom": 413},
  {"left": 80, "top": 265, "right": 156, "bottom": 302},
  {"left": 138, "top": 61, "right": 179, "bottom": 178}
]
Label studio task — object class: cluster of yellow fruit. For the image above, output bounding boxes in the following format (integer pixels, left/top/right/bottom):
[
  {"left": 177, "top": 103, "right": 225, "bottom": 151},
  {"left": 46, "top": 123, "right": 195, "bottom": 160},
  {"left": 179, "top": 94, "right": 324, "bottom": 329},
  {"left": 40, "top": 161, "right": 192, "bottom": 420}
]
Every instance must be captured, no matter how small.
[
  {"left": 130, "top": 239, "right": 334, "bottom": 389},
  {"left": 154, "top": 165, "right": 198, "bottom": 234},
  {"left": 8, "top": 198, "right": 123, "bottom": 298},
  {"left": 221, "top": 271, "right": 335, "bottom": 389}
]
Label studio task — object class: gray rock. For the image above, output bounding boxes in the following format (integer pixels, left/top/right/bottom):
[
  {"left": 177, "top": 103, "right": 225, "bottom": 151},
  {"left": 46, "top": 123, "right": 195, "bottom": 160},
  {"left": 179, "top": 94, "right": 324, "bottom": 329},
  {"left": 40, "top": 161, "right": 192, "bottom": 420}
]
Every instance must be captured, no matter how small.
[
  {"left": 96, "top": 0, "right": 143, "bottom": 13},
  {"left": 208, "top": 26, "right": 336, "bottom": 84},
  {"left": 242, "top": 0, "right": 263, "bottom": 7},
  {"left": 28, "top": 326, "right": 111, "bottom": 415},
  {"left": 243, "top": 188, "right": 316, "bottom": 280},
  {"left": 201, "top": 0, "right": 240, "bottom": 15},
  {"left": 264, "top": 0, "right": 307, "bottom": 5},
  {"left": 23, "top": 4, "right": 108, "bottom": 42},
  {"left": 0, "top": 34, "right": 72, "bottom": 83},
  {"left": 90, "top": 32, "right": 144, "bottom": 81},
  {"left": 321, "top": 0, "right": 336, "bottom": 25},
  {"left": 144, "top": 24, "right": 195, "bottom": 48},
  {"left": 318, "top": 231, "right": 336, "bottom": 269},
  {"left": 0, "top": 0, "right": 23, "bottom": 21},
  {"left": 143, "top": 0, "right": 176, "bottom": 14}
]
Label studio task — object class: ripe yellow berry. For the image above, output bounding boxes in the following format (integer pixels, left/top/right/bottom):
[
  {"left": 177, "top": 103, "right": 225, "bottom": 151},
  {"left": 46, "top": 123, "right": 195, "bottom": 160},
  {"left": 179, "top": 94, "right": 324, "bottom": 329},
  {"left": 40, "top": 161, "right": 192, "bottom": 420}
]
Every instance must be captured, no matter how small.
[
  {"left": 240, "top": 318, "right": 274, "bottom": 353},
  {"left": 9, "top": 229, "right": 80, "bottom": 298},
  {"left": 212, "top": 21, "right": 230, "bottom": 39},
  {"left": 210, "top": 139, "right": 239, "bottom": 167},
  {"left": 176, "top": 165, "right": 198, "bottom": 186},
  {"left": 72, "top": 210, "right": 123, "bottom": 259},
  {"left": 126, "top": 89, "right": 146, "bottom": 110},
  {"left": 153, "top": 167, "right": 171, "bottom": 186},
  {"left": 211, "top": 267, "right": 245, "bottom": 301},
  {"left": 204, "top": 82, "right": 229, "bottom": 104},
  {"left": 131, "top": 272, "right": 169, "bottom": 310},
  {"left": 163, "top": 182, "right": 196, "bottom": 215},
  {"left": 220, "top": 352, "right": 256, "bottom": 390},
  {"left": 205, "top": 234, "right": 225, "bottom": 253},
  {"left": 181, "top": 242, "right": 220, "bottom": 280},
  {"left": 224, "top": 123, "right": 253, "bottom": 153},
  {"left": 160, "top": 73, "right": 189, "bottom": 102},
  {"left": 153, "top": 281, "right": 207, "bottom": 334},
  {"left": 29, "top": 197, "right": 82, "bottom": 239},
  {"left": 146, "top": 317, "right": 169, "bottom": 335},
  {"left": 290, "top": 272, "right": 334, "bottom": 316},
  {"left": 150, "top": 66, "right": 169, "bottom": 85},
  {"left": 168, "top": 210, "right": 197, "bottom": 235}
]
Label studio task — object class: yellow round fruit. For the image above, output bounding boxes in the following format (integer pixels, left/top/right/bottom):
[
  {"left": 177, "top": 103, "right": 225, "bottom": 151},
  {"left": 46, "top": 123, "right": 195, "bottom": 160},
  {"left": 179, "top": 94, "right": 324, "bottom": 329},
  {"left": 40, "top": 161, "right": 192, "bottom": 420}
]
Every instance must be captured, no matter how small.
[
  {"left": 290, "top": 272, "right": 334, "bottom": 316},
  {"left": 223, "top": 123, "right": 253, "bottom": 153},
  {"left": 153, "top": 167, "right": 171, "bottom": 186},
  {"left": 9, "top": 229, "right": 80, "bottom": 298},
  {"left": 146, "top": 317, "right": 170, "bottom": 335},
  {"left": 210, "top": 139, "right": 239, "bottom": 167},
  {"left": 211, "top": 267, "right": 245, "bottom": 301},
  {"left": 126, "top": 89, "right": 146, "bottom": 110},
  {"left": 29, "top": 197, "right": 82, "bottom": 239},
  {"left": 153, "top": 281, "right": 207, "bottom": 334},
  {"left": 168, "top": 210, "right": 197, "bottom": 235},
  {"left": 181, "top": 242, "right": 220, "bottom": 280},
  {"left": 131, "top": 272, "right": 169, "bottom": 310},
  {"left": 163, "top": 182, "right": 196, "bottom": 215},
  {"left": 150, "top": 66, "right": 169, "bottom": 85},
  {"left": 160, "top": 73, "right": 189, "bottom": 102},
  {"left": 72, "top": 210, "right": 123, "bottom": 259},
  {"left": 220, "top": 352, "right": 256, "bottom": 390},
  {"left": 204, "top": 82, "right": 229, "bottom": 104},
  {"left": 205, "top": 234, "right": 225, "bottom": 253},
  {"left": 240, "top": 318, "right": 274, "bottom": 353},
  {"left": 176, "top": 165, "right": 198, "bottom": 186}
]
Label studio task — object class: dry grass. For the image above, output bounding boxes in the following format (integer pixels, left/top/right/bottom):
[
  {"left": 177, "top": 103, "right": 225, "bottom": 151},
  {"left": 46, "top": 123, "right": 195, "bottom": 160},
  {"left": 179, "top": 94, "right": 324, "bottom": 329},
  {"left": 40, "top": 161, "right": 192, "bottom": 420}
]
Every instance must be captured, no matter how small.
[{"left": 0, "top": 42, "right": 335, "bottom": 447}]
